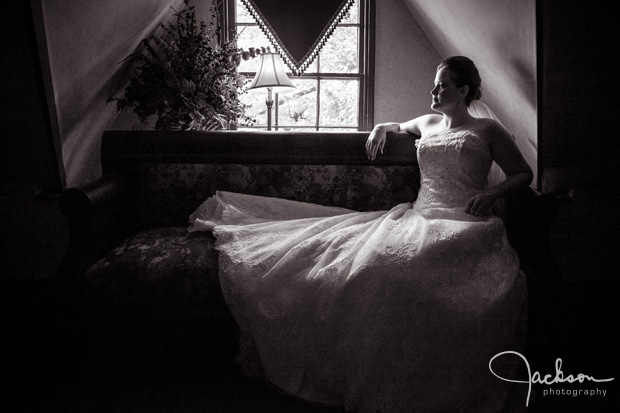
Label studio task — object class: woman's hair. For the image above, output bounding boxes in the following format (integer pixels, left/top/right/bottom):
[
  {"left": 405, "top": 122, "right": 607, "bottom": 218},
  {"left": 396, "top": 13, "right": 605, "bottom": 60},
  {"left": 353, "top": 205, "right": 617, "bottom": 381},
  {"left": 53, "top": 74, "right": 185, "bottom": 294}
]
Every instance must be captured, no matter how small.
[{"left": 437, "top": 56, "right": 482, "bottom": 106}]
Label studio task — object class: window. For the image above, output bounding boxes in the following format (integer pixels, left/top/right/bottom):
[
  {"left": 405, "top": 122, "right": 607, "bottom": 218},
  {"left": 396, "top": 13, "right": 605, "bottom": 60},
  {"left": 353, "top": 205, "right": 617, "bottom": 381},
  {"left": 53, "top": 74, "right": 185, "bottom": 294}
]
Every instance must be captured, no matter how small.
[{"left": 222, "top": 0, "right": 374, "bottom": 131}]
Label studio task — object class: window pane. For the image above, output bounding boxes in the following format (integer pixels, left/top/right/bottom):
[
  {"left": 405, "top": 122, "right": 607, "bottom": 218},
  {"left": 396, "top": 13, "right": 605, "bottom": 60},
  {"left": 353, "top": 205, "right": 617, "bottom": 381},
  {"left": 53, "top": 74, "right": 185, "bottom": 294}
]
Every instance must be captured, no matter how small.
[
  {"left": 320, "top": 79, "right": 359, "bottom": 126},
  {"left": 304, "top": 58, "right": 318, "bottom": 74},
  {"left": 319, "top": 26, "right": 358, "bottom": 73},
  {"left": 277, "top": 78, "right": 317, "bottom": 127},
  {"left": 236, "top": 26, "right": 273, "bottom": 73},
  {"left": 239, "top": 79, "right": 269, "bottom": 126},
  {"left": 341, "top": 0, "right": 359, "bottom": 24},
  {"left": 236, "top": 1, "right": 253, "bottom": 23}
]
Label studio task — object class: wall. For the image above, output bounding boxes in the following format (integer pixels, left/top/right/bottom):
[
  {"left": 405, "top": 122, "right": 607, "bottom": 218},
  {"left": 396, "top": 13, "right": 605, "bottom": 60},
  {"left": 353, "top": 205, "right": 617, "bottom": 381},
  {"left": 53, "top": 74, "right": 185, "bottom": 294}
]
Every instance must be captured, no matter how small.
[
  {"left": 39, "top": 0, "right": 185, "bottom": 188},
  {"left": 373, "top": 0, "right": 442, "bottom": 124},
  {"left": 402, "top": 0, "right": 537, "bottom": 184},
  {"left": 1, "top": 2, "right": 67, "bottom": 279},
  {"left": 2, "top": 2, "right": 63, "bottom": 193}
]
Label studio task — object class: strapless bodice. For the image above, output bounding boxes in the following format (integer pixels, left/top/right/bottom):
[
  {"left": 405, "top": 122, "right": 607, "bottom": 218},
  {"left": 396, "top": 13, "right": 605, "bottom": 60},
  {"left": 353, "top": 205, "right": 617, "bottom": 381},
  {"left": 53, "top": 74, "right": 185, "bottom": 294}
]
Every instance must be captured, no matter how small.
[{"left": 415, "top": 129, "right": 492, "bottom": 216}]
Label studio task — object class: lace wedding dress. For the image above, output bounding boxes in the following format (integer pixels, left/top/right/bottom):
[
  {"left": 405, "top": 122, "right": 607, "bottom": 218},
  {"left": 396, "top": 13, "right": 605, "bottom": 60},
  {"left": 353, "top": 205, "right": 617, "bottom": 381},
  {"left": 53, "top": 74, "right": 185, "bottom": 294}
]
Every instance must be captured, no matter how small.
[{"left": 189, "top": 129, "right": 527, "bottom": 412}]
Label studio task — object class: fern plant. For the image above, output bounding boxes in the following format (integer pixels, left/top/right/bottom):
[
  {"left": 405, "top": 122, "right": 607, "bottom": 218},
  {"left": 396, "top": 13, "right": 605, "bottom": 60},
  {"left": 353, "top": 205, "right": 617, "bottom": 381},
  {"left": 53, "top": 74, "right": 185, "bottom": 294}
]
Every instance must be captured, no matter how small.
[{"left": 114, "top": 0, "right": 256, "bottom": 131}]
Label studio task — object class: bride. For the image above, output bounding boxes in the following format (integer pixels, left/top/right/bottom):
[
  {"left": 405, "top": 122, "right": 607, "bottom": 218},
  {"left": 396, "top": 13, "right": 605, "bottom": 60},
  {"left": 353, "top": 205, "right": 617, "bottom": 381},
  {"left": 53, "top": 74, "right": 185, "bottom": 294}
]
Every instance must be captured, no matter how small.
[{"left": 189, "top": 56, "right": 533, "bottom": 412}]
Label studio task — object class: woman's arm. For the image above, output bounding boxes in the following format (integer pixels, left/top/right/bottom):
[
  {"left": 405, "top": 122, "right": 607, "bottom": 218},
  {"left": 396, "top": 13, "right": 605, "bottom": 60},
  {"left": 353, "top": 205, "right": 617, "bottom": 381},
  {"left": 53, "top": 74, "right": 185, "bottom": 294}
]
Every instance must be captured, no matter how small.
[
  {"left": 366, "top": 115, "right": 436, "bottom": 160},
  {"left": 365, "top": 122, "right": 399, "bottom": 160},
  {"left": 465, "top": 121, "right": 534, "bottom": 216}
]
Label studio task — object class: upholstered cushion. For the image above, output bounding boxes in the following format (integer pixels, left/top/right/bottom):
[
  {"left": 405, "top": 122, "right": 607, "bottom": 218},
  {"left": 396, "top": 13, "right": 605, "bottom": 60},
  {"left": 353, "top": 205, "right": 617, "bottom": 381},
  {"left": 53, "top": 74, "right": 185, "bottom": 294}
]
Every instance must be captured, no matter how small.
[{"left": 84, "top": 227, "right": 223, "bottom": 317}]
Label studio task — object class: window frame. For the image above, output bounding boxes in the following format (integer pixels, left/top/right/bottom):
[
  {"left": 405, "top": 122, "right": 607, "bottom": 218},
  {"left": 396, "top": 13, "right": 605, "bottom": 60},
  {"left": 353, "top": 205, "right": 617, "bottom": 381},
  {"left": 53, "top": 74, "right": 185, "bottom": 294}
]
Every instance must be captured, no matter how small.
[{"left": 219, "top": 0, "right": 375, "bottom": 131}]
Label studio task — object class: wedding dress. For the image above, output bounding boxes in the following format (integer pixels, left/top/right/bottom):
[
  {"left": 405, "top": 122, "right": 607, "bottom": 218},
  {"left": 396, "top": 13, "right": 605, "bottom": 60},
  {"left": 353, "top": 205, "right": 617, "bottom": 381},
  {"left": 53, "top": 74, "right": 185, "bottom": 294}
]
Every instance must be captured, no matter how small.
[{"left": 189, "top": 129, "right": 527, "bottom": 412}]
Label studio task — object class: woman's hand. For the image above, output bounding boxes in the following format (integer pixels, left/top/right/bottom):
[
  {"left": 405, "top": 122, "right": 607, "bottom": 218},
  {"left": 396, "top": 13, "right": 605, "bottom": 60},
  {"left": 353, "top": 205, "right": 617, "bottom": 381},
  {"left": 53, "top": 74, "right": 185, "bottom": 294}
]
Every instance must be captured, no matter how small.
[
  {"left": 465, "top": 192, "right": 496, "bottom": 216},
  {"left": 365, "top": 126, "right": 387, "bottom": 160}
]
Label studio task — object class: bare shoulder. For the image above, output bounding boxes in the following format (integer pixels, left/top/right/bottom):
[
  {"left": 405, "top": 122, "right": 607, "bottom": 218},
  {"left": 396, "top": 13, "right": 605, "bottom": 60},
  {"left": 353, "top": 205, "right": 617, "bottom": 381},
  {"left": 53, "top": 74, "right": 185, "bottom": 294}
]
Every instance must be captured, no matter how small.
[
  {"left": 401, "top": 114, "right": 442, "bottom": 135},
  {"left": 420, "top": 114, "right": 443, "bottom": 129}
]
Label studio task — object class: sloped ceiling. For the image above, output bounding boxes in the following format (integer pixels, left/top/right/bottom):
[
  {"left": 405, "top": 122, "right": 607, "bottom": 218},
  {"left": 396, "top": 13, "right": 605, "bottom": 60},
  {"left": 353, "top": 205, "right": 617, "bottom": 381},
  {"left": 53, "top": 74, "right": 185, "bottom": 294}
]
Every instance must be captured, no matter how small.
[
  {"left": 402, "top": 0, "right": 537, "bottom": 182},
  {"left": 38, "top": 0, "right": 185, "bottom": 187}
]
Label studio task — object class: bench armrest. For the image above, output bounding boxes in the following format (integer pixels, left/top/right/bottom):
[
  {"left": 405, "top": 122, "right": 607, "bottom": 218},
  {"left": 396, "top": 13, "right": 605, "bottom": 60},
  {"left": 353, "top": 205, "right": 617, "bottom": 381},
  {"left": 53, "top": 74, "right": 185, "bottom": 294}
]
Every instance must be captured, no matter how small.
[{"left": 57, "top": 175, "right": 140, "bottom": 283}]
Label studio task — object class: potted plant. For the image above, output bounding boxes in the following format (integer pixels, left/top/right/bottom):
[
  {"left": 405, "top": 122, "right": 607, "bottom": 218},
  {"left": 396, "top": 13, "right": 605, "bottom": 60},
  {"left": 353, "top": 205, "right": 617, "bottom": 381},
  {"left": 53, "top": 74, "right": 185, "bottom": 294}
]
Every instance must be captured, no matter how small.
[{"left": 113, "top": 0, "right": 257, "bottom": 131}]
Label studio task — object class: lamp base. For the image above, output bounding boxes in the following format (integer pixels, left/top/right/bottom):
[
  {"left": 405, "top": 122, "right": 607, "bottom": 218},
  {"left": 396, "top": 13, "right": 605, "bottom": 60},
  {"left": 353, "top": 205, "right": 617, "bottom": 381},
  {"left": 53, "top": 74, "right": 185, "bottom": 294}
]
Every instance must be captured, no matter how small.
[{"left": 266, "top": 87, "right": 274, "bottom": 131}]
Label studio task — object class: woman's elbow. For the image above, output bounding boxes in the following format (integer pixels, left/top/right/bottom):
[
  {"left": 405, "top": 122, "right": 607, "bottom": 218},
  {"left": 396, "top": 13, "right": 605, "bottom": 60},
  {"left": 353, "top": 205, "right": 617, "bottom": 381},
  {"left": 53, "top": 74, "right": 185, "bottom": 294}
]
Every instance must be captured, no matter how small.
[
  {"left": 526, "top": 164, "right": 534, "bottom": 183},
  {"left": 520, "top": 166, "right": 534, "bottom": 187},
  {"left": 506, "top": 166, "right": 533, "bottom": 189}
]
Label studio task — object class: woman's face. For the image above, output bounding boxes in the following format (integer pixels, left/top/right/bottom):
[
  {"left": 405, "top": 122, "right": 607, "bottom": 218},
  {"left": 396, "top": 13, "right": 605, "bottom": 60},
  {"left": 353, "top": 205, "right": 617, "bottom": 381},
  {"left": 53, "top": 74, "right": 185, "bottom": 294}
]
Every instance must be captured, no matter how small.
[{"left": 430, "top": 67, "right": 462, "bottom": 112}]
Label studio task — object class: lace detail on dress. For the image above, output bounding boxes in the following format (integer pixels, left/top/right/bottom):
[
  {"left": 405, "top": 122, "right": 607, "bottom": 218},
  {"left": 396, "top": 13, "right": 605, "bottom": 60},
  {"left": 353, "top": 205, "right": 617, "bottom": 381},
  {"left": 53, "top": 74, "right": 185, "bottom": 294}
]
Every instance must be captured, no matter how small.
[{"left": 415, "top": 129, "right": 493, "bottom": 216}]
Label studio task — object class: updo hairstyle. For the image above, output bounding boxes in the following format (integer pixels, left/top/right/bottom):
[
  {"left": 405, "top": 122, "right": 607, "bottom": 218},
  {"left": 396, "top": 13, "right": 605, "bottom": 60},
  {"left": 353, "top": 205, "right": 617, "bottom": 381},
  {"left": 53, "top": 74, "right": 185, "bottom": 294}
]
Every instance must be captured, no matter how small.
[{"left": 437, "top": 56, "right": 482, "bottom": 106}]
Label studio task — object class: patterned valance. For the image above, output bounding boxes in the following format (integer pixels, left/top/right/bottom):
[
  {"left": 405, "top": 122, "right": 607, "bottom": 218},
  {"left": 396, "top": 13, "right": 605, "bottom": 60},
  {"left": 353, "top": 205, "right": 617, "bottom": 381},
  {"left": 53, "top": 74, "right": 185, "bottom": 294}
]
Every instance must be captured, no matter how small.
[{"left": 240, "top": 0, "right": 355, "bottom": 75}]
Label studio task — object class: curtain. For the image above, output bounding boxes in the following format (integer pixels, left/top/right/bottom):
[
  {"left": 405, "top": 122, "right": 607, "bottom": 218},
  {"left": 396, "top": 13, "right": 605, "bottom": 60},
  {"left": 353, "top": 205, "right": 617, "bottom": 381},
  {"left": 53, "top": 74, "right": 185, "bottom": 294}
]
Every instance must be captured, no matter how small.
[{"left": 240, "top": 0, "right": 355, "bottom": 75}]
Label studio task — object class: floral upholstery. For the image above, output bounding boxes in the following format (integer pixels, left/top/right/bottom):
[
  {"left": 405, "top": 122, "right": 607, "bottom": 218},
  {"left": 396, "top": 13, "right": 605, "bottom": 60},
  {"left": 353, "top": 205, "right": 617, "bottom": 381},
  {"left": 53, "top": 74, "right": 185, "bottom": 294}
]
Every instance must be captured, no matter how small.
[
  {"left": 85, "top": 227, "right": 224, "bottom": 317},
  {"left": 139, "top": 163, "right": 420, "bottom": 227}
]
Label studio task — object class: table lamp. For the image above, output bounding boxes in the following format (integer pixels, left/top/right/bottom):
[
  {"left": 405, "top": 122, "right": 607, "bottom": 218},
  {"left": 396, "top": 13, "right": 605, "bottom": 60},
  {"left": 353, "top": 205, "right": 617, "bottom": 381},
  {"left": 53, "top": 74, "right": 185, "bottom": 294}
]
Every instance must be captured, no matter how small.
[{"left": 247, "top": 52, "right": 296, "bottom": 130}]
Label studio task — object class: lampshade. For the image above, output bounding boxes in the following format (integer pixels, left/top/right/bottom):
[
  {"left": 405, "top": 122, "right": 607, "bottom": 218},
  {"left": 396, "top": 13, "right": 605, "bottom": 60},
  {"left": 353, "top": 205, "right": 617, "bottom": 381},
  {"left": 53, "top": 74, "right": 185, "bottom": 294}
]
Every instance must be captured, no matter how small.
[{"left": 247, "top": 53, "right": 296, "bottom": 94}]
